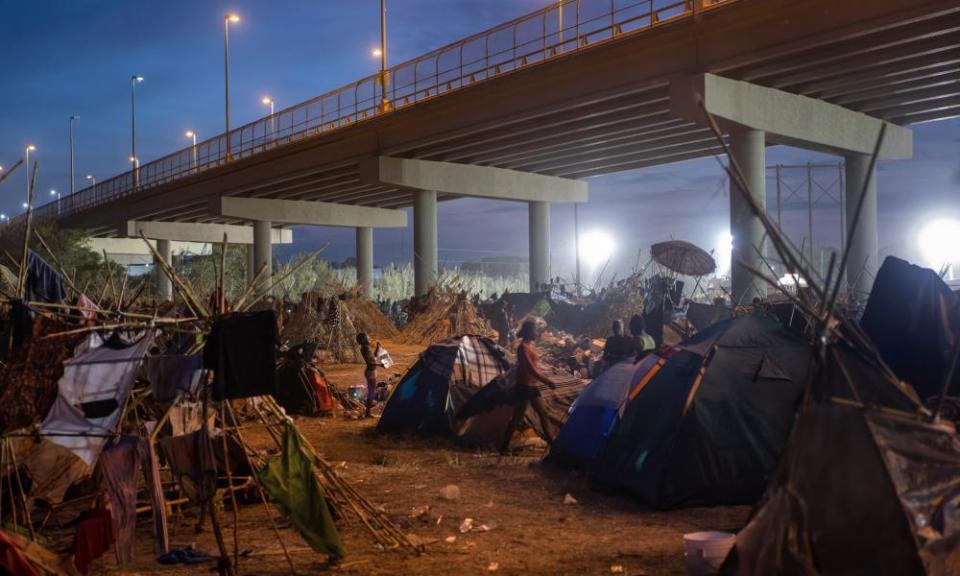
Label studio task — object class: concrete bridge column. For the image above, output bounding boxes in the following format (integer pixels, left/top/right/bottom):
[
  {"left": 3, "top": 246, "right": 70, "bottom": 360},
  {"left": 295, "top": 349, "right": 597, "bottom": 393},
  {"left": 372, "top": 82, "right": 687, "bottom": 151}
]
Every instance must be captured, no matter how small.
[
  {"left": 414, "top": 190, "right": 438, "bottom": 297},
  {"left": 155, "top": 239, "right": 173, "bottom": 300},
  {"left": 844, "top": 153, "right": 879, "bottom": 302},
  {"left": 729, "top": 128, "right": 767, "bottom": 304},
  {"left": 246, "top": 244, "right": 255, "bottom": 286},
  {"left": 528, "top": 201, "right": 550, "bottom": 292},
  {"left": 253, "top": 220, "right": 273, "bottom": 293},
  {"left": 356, "top": 226, "right": 374, "bottom": 297}
]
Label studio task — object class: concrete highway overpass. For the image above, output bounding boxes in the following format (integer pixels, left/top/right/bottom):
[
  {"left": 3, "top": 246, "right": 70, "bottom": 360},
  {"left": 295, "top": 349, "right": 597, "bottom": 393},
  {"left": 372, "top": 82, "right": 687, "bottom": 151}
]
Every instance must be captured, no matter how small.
[{"left": 29, "top": 0, "right": 960, "bottom": 300}]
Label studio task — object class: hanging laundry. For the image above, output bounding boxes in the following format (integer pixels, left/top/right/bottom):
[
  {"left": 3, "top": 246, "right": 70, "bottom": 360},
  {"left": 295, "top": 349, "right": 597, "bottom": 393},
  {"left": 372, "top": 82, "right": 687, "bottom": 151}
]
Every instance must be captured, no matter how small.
[
  {"left": 258, "top": 423, "right": 344, "bottom": 561},
  {"left": 73, "top": 507, "right": 117, "bottom": 575},
  {"left": 0, "top": 530, "right": 42, "bottom": 576},
  {"left": 145, "top": 354, "right": 203, "bottom": 402},
  {"left": 98, "top": 436, "right": 153, "bottom": 567},
  {"left": 203, "top": 310, "right": 278, "bottom": 400},
  {"left": 158, "top": 431, "right": 218, "bottom": 504},
  {"left": 24, "top": 250, "right": 66, "bottom": 305},
  {"left": 168, "top": 401, "right": 205, "bottom": 436}
]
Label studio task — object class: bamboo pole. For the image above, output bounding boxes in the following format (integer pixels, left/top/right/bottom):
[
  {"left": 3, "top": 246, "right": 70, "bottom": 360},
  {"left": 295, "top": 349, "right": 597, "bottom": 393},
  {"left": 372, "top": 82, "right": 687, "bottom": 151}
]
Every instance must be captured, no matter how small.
[
  {"left": 16, "top": 161, "right": 39, "bottom": 299},
  {"left": 239, "top": 244, "right": 329, "bottom": 312},
  {"left": 139, "top": 232, "right": 210, "bottom": 319}
]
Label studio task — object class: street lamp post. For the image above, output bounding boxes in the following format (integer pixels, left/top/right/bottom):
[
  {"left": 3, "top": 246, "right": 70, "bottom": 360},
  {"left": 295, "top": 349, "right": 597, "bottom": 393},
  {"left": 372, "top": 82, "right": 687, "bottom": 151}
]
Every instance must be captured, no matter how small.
[
  {"left": 69, "top": 115, "right": 79, "bottom": 195},
  {"left": 131, "top": 75, "right": 144, "bottom": 190},
  {"left": 185, "top": 131, "right": 198, "bottom": 172},
  {"left": 378, "top": 0, "right": 389, "bottom": 112},
  {"left": 24, "top": 145, "right": 35, "bottom": 206},
  {"left": 50, "top": 189, "right": 60, "bottom": 216},
  {"left": 224, "top": 14, "right": 240, "bottom": 161},
  {"left": 261, "top": 96, "right": 275, "bottom": 143},
  {"left": 85, "top": 174, "right": 96, "bottom": 187}
]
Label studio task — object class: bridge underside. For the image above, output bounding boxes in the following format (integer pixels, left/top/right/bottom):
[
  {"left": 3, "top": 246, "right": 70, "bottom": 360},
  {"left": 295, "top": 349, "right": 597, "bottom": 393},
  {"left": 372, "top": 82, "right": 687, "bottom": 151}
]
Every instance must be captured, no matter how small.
[{"left": 58, "top": 0, "right": 957, "bottom": 236}]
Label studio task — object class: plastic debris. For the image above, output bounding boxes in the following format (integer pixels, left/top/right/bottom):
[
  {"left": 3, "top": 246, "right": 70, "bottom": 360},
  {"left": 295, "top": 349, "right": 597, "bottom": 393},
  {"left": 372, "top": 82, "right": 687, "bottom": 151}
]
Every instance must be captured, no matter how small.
[
  {"left": 488, "top": 562, "right": 500, "bottom": 571},
  {"left": 459, "top": 518, "right": 474, "bottom": 533},
  {"left": 445, "top": 536, "right": 457, "bottom": 543},
  {"left": 563, "top": 493, "right": 579, "bottom": 505},
  {"left": 610, "top": 565, "right": 624, "bottom": 574}
]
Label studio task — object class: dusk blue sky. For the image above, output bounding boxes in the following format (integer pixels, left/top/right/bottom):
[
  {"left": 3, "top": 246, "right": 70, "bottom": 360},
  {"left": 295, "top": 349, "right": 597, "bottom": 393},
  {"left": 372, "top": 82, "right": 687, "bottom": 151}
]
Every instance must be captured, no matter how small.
[{"left": 2, "top": 1, "right": 958, "bottom": 279}]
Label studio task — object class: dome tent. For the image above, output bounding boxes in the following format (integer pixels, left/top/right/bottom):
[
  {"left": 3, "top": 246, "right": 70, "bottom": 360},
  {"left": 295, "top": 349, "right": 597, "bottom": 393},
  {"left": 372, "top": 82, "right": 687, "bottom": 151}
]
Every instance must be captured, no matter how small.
[
  {"left": 593, "top": 315, "right": 813, "bottom": 509},
  {"left": 377, "top": 335, "right": 510, "bottom": 440}
]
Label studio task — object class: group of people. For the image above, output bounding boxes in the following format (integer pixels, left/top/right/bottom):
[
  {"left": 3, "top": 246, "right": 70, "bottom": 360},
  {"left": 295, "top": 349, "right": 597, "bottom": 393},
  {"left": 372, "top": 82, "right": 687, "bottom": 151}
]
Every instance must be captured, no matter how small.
[{"left": 601, "top": 314, "right": 656, "bottom": 369}]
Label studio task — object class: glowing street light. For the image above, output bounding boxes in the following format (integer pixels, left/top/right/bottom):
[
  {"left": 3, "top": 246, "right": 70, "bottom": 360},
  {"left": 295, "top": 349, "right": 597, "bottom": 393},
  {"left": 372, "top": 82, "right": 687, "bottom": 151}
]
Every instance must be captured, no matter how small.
[
  {"left": 185, "top": 130, "right": 198, "bottom": 171},
  {"left": 24, "top": 144, "right": 36, "bottom": 206},
  {"left": 50, "top": 189, "right": 61, "bottom": 216},
  {"left": 918, "top": 218, "right": 960, "bottom": 279},
  {"left": 261, "top": 96, "right": 276, "bottom": 142},
  {"left": 85, "top": 174, "right": 96, "bottom": 187},
  {"left": 224, "top": 13, "right": 241, "bottom": 160},
  {"left": 131, "top": 75, "right": 144, "bottom": 190}
]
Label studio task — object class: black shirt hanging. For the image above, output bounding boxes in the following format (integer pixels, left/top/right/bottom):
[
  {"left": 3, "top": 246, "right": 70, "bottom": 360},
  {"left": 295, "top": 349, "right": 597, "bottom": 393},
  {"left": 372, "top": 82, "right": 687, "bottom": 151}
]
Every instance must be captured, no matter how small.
[{"left": 203, "top": 310, "right": 278, "bottom": 400}]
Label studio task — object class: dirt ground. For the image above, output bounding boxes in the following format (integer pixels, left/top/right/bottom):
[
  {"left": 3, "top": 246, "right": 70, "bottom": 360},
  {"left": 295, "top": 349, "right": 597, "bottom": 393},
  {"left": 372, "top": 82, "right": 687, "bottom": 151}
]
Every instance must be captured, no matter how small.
[{"left": 89, "top": 341, "right": 749, "bottom": 576}]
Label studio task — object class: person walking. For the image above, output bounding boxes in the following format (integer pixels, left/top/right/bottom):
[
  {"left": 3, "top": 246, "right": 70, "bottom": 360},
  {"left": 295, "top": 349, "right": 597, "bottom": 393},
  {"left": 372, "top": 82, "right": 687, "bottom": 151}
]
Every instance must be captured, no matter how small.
[
  {"left": 357, "top": 332, "right": 379, "bottom": 417},
  {"left": 500, "top": 320, "right": 558, "bottom": 454}
]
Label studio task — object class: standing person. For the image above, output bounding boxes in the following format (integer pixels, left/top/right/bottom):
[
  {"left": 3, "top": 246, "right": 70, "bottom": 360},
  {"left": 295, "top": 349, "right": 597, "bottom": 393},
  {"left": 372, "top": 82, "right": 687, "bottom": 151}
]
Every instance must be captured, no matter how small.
[
  {"left": 357, "top": 333, "right": 379, "bottom": 417},
  {"left": 629, "top": 314, "right": 656, "bottom": 361},
  {"left": 500, "top": 320, "right": 558, "bottom": 455}
]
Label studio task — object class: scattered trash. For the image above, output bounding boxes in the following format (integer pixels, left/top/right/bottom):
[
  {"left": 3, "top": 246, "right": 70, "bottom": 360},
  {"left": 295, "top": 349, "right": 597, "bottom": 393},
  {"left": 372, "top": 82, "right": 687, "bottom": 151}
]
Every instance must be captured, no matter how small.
[
  {"left": 474, "top": 523, "right": 495, "bottom": 532},
  {"left": 436, "top": 515, "right": 444, "bottom": 525},
  {"left": 484, "top": 500, "right": 495, "bottom": 508},
  {"left": 610, "top": 565, "right": 624, "bottom": 574},
  {"left": 440, "top": 484, "right": 461, "bottom": 501},
  {"left": 409, "top": 505, "right": 430, "bottom": 519},
  {"left": 487, "top": 561, "right": 500, "bottom": 571},
  {"left": 445, "top": 536, "right": 457, "bottom": 543},
  {"left": 459, "top": 518, "right": 474, "bottom": 533},
  {"left": 563, "top": 493, "right": 579, "bottom": 505}
]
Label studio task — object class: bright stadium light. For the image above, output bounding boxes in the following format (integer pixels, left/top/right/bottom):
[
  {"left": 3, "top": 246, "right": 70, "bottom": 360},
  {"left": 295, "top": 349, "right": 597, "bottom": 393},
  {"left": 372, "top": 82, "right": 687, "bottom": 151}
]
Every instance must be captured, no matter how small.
[
  {"left": 579, "top": 230, "right": 615, "bottom": 268},
  {"left": 716, "top": 231, "right": 733, "bottom": 275},
  {"left": 918, "top": 218, "right": 960, "bottom": 278}
]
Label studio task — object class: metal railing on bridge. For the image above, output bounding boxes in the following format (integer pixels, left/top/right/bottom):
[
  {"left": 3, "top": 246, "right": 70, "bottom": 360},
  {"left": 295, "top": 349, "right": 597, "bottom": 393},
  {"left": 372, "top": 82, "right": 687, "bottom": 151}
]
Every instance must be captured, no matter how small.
[{"left": 31, "top": 0, "right": 733, "bottom": 223}]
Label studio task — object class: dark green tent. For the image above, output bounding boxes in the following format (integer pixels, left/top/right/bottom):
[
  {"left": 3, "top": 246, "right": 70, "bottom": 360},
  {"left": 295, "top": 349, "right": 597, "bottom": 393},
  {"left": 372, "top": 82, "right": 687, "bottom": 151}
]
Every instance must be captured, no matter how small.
[{"left": 594, "top": 315, "right": 812, "bottom": 509}]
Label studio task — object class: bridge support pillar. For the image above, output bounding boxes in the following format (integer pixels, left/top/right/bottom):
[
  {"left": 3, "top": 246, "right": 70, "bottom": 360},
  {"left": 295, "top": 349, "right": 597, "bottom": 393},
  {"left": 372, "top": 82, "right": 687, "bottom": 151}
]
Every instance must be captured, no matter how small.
[
  {"left": 414, "top": 190, "right": 438, "bottom": 297},
  {"left": 253, "top": 220, "right": 273, "bottom": 294},
  {"left": 155, "top": 239, "right": 173, "bottom": 301},
  {"left": 529, "top": 201, "right": 550, "bottom": 292},
  {"left": 729, "top": 128, "right": 767, "bottom": 304},
  {"left": 356, "top": 226, "right": 374, "bottom": 297},
  {"left": 844, "top": 153, "right": 879, "bottom": 302}
]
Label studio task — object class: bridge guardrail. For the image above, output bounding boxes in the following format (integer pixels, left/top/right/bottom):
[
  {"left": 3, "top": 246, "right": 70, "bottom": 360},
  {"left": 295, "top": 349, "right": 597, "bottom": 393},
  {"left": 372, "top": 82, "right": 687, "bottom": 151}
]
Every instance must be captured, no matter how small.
[{"left": 30, "top": 0, "right": 733, "bottom": 223}]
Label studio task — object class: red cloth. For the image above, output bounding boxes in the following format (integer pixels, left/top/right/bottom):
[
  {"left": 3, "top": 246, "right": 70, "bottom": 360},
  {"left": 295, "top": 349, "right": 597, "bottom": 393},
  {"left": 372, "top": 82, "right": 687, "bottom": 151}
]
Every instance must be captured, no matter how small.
[
  {"left": 0, "top": 531, "right": 42, "bottom": 576},
  {"left": 516, "top": 341, "right": 553, "bottom": 388},
  {"left": 73, "top": 508, "right": 117, "bottom": 575},
  {"left": 312, "top": 373, "right": 336, "bottom": 414}
]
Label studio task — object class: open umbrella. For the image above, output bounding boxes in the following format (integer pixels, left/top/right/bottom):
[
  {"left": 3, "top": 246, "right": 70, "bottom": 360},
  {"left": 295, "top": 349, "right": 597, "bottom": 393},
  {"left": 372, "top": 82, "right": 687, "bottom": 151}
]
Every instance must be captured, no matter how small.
[{"left": 650, "top": 240, "right": 716, "bottom": 276}]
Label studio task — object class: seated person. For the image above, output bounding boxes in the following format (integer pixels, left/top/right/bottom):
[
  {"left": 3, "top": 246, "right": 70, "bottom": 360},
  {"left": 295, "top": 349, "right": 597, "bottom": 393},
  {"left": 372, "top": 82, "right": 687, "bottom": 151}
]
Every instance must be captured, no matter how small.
[
  {"left": 602, "top": 320, "right": 636, "bottom": 366},
  {"left": 629, "top": 314, "right": 656, "bottom": 361}
]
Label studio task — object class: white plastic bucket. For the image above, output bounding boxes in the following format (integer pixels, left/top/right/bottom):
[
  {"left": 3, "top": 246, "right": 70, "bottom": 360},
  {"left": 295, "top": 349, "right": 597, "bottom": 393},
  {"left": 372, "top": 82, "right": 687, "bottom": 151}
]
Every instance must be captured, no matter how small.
[{"left": 683, "top": 531, "right": 735, "bottom": 576}]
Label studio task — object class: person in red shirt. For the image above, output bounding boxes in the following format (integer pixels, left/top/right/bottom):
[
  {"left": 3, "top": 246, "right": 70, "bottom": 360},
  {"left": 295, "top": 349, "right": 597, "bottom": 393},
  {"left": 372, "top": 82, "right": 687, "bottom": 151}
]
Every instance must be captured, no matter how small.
[{"left": 500, "top": 319, "right": 558, "bottom": 454}]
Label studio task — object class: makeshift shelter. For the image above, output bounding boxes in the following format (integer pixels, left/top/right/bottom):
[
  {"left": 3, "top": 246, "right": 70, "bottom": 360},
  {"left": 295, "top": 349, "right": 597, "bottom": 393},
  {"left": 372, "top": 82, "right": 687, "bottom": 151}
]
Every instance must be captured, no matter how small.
[
  {"left": 593, "top": 315, "right": 812, "bottom": 509},
  {"left": 276, "top": 343, "right": 336, "bottom": 416},
  {"left": 377, "top": 335, "right": 509, "bottom": 438},
  {"left": 549, "top": 355, "right": 661, "bottom": 468},
  {"left": 400, "top": 289, "right": 495, "bottom": 345},
  {"left": 721, "top": 332, "right": 960, "bottom": 575},
  {"left": 861, "top": 256, "right": 960, "bottom": 400}
]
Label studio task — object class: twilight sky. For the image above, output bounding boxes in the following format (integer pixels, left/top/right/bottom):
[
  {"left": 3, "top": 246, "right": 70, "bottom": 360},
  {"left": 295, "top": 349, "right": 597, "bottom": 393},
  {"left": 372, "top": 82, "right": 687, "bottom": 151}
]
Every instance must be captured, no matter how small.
[{"left": 1, "top": 1, "right": 958, "bottom": 279}]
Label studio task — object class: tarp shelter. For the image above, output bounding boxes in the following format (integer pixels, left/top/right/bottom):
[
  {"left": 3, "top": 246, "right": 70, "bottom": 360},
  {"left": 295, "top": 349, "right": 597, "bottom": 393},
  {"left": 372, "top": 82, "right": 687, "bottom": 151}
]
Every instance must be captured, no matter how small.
[
  {"left": 594, "top": 315, "right": 812, "bottom": 509},
  {"left": 549, "top": 355, "right": 661, "bottom": 468},
  {"left": 861, "top": 256, "right": 960, "bottom": 400},
  {"left": 41, "top": 331, "right": 154, "bottom": 467},
  {"left": 722, "top": 334, "right": 960, "bottom": 575},
  {"left": 377, "top": 335, "right": 509, "bottom": 438},
  {"left": 276, "top": 343, "right": 335, "bottom": 416}
]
